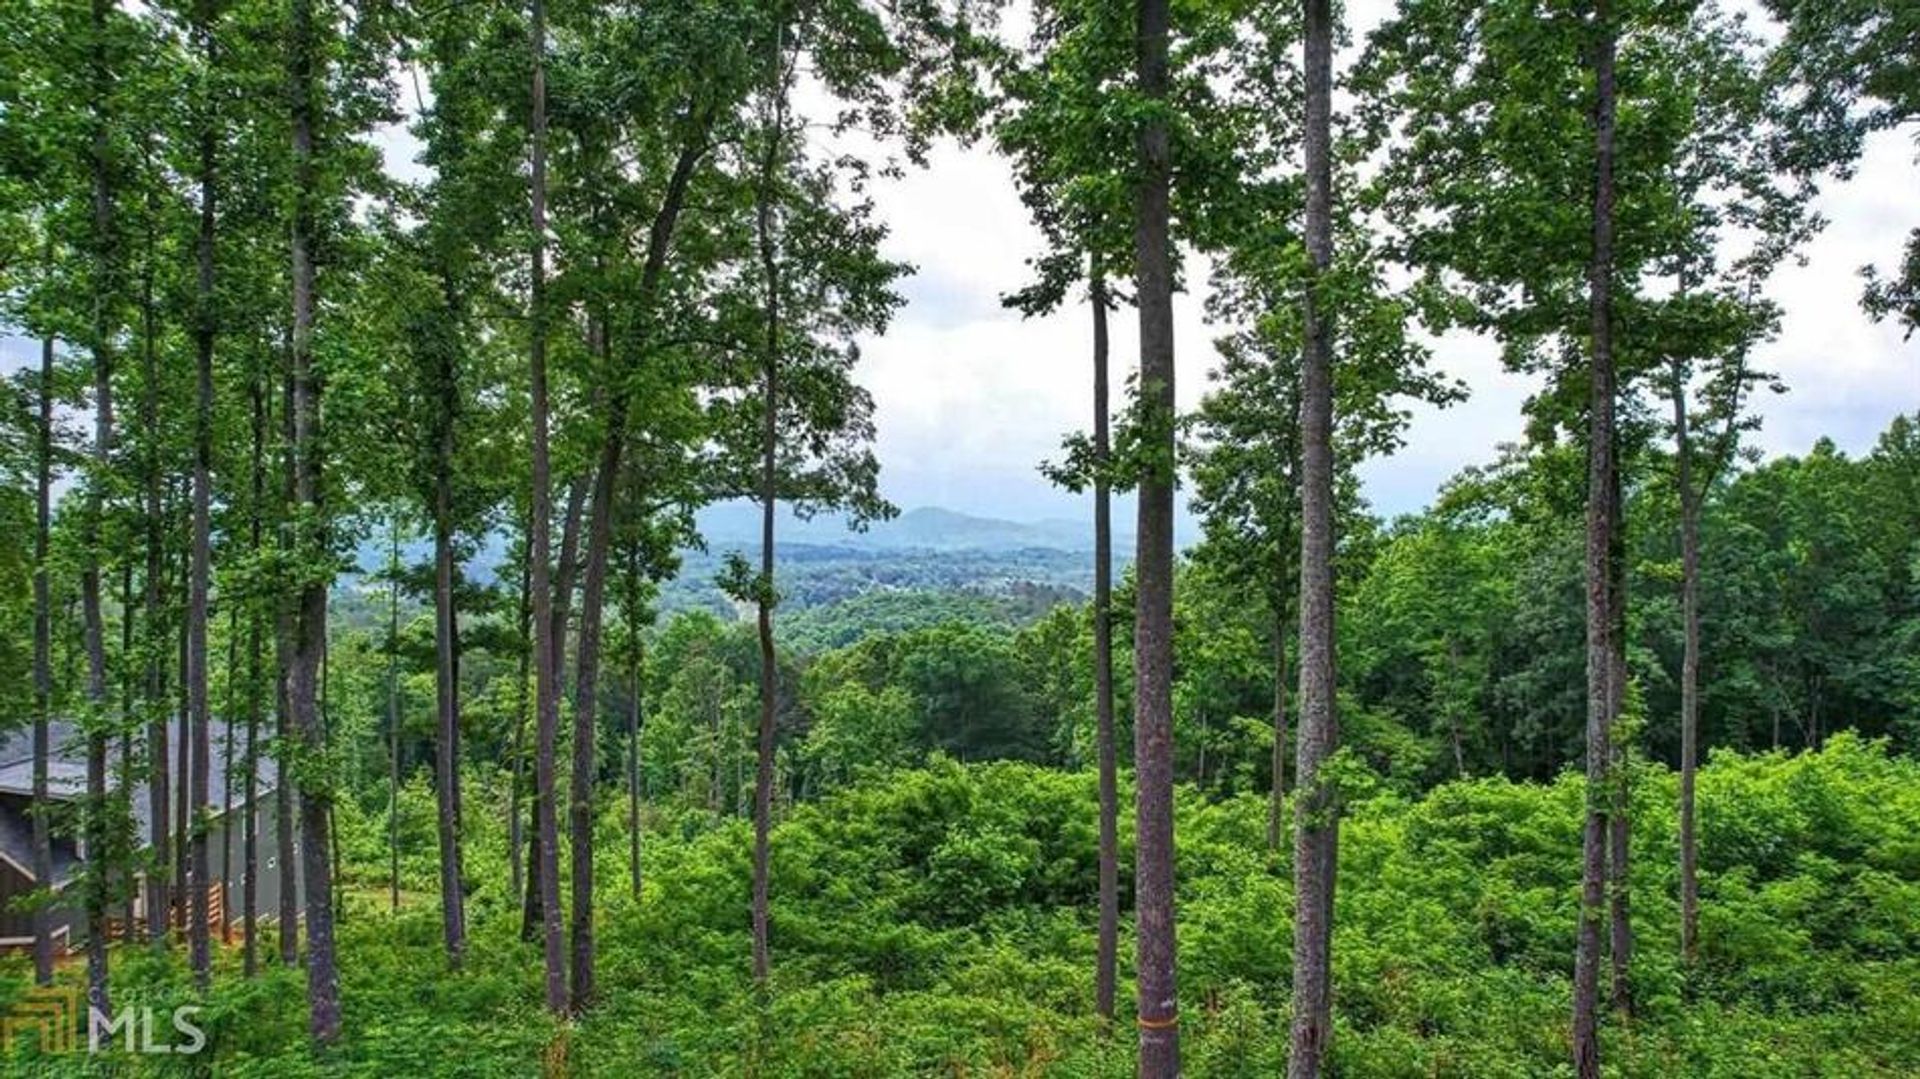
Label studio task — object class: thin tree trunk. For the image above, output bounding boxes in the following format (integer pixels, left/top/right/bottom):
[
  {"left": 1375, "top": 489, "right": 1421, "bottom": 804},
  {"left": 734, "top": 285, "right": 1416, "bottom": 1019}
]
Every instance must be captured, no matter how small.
[
  {"left": 510, "top": 541, "right": 530, "bottom": 912},
  {"left": 32, "top": 332, "right": 55, "bottom": 986},
  {"left": 751, "top": 66, "right": 787, "bottom": 990},
  {"left": 1289, "top": 3, "right": 1340, "bottom": 1075},
  {"left": 81, "top": 0, "right": 117, "bottom": 1017},
  {"left": 220, "top": 616, "right": 238, "bottom": 946},
  {"left": 121, "top": 570, "right": 137, "bottom": 938},
  {"left": 628, "top": 630, "right": 644, "bottom": 902},
  {"left": 244, "top": 363, "right": 265, "bottom": 977},
  {"left": 1572, "top": 5, "right": 1618, "bottom": 1075},
  {"left": 525, "top": 473, "right": 585, "bottom": 940},
  {"left": 143, "top": 258, "right": 170, "bottom": 954},
  {"left": 275, "top": 365, "right": 298, "bottom": 968},
  {"left": 289, "top": 0, "right": 339, "bottom": 1039},
  {"left": 1267, "top": 611, "right": 1289, "bottom": 852},
  {"left": 569, "top": 340, "right": 622, "bottom": 1012},
  {"left": 435, "top": 456, "right": 468, "bottom": 968},
  {"left": 527, "top": 0, "right": 568, "bottom": 1014},
  {"left": 1131, "top": 0, "right": 1179, "bottom": 1070},
  {"left": 186, "top": 0, "right": 219, "bottom": 989},
  {"left": 176, "top": 571, "right": 189, "bottom": 934},
  {"left": 1090, "top": 263, "right": 1119, "bottom": 1025},
  {"left": 1672, "top": 363, "right": 1701, "bottom": 968},
  {"left": 388, "top": 518, "right": 402, "bottom": 914},
  {"left": 1607, "top": 454, "right": 1632, "bottom": 1017},
  {"left": 562, "top": 121, "right": 706, "bottom": 1010}
]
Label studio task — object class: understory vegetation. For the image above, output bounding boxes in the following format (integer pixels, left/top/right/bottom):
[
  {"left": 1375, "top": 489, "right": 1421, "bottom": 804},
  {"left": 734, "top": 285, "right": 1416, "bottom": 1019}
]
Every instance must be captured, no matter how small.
[{"left": 7, "top": 736, "right": 1918, "bottom": 1076}]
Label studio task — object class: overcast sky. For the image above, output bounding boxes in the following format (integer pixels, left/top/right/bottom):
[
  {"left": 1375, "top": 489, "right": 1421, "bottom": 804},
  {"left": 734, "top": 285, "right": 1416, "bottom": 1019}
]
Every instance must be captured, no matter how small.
[
  {"left": 850, "top": 0, "right": 1919, "bottom": 520},
  {"left": 5, "top": 2, "right": 1914, "bottom": 524}
]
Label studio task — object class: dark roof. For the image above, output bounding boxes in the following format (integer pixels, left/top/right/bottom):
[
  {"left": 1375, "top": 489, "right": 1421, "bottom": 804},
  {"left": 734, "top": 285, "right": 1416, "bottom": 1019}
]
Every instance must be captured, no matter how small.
[{"left": 0, "top": 718, "right": 278, "bottom": 883}]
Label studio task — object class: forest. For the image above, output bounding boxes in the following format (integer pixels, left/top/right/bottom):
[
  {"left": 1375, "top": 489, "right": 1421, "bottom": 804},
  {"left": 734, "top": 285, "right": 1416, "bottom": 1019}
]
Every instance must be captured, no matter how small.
[{"left": 0, "top": 0, "right": 1916, "bottom": 1075}]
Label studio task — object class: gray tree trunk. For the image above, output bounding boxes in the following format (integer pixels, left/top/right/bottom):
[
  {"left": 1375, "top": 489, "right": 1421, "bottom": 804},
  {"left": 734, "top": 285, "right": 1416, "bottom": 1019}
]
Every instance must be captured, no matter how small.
[
  {"left": 527, "top": 0, "right": 568, "bottom": 1014},
  {"left": 1671, "top": 364, "right": 1701, "bottom": 967},
  {"left": 186, "top": 0, "right": 218, "bottom": 988},
  {"left": 435, "top": 460, "right": 468, "bottom": 968},
  {"left": 289, "top": 0, "right": 339, "bottom": 1039},
  {"left": 1090, "top": 264, "right": 1119, "bottom": 1026},
  {"left": 1289, "top": 2, "right": 1340, "bottom": 1074},
  {"left": 1572, "top": 4, "right": 1618, "bottom": 1075},
  {"left": 32, "top": 333, "right": 54, "bottom": 986},
  {"left": 81, "top": 0, "right": 117, "bottom": 1018},
  {"left": 1131, "top": 0, "right": 1180, "bottom": 1071}
]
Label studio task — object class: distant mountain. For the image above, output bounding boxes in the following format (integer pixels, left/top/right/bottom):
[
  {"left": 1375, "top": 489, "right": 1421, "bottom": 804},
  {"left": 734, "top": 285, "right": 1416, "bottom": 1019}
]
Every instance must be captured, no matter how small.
[
  {"left": 694, "top": 501, "right": 1135, "bottom": 553},
  {"left": 346, "top": 502, "right": 1178, "bottom": 600}
]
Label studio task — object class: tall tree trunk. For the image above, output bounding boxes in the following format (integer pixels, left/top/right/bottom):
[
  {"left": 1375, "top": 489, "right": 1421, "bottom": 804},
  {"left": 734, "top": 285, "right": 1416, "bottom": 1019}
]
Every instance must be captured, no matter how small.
[
  {"left": 289, "top": 0, "right": 339, "bottom": 1040},
  {"left": 220, "top": 617, "right": 238, "bottom": 946},
  {"left": 1572, "top": 4, "right": 1618, "bottom": 1075},
  {"left": 121, "top": 569, "right": 137, "bottom": 939},
  {"left": 1671, "top": 364, "right": 1701, "bottom": 968},
  {"left": 435, "top": 452, "right": 468, "bottom": 969},
  {"left": 1131, "top": 0, "right": 1179, "bottom": 1070},
  {"left": 81, "top": 0, "right": 117, "bottom": 1018},
  {"left": 1607, "top": 457, "right": 1632, "bottom": 1016},
  {"left": 186, "top": 0, "right": 219, "bottom": 990},
  {"left": 628, "top": 623, "right": 644, "bottom": 901},
  {"left": 143, "top": 257, "right": 170, "bottom": 954},
  {"left": 562, "top": 124, "right": 705, "bottom": 1008},
  {"left": 527, "top": 0, "right": 568, "bottom": 1015},
  {"left": 32, "top": 333, "right": 55, "bottom": 986},
  {"left": 388, "top": 518, "right": 402, "bottom": 915},
  {"left": 751, "top": 75, "right": 786, "bottom": 990},
  {"left": 1090, "top": 262, "right": 1119, "bottom": 1026},
  {"left": 510, "top": 541, "right": 530, "bottom": 911},
  {"left": 244, "top": 363, "right": 265, "bottom": 978},
  {"left": 524, "top": 473, "right": 586, "bottom": 942},
  {"left": 175, "top": 569, "right": 190, "bottom": 935},
  {"left": 1289, "top": 2, "right": 1340, "bottom": 1074},
  {"left": 275, "top": 365, "right": 298, "bottom": 968},
  {"left": 569, "top": 338, "right": 622, "bottom": 1012},
  {"left": 243, "top": 626, "right": 260, "bottom": 975},
  {"left": 1267, "top": 611, "right": 1289, "bottom": 852}
]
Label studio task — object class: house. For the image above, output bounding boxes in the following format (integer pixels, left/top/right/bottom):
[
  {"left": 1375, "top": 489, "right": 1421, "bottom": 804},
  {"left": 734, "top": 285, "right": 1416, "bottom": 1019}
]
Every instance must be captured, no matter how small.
[{"left": 0, "top": 718, "right": 302, "bottom": 952}]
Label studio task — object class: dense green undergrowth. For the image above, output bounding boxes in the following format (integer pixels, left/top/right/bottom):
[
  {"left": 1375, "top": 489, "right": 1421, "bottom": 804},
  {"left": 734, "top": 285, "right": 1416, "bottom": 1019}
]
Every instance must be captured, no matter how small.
[{"left": 5, "top": 734, "right": 1919, "bottom": 1076}]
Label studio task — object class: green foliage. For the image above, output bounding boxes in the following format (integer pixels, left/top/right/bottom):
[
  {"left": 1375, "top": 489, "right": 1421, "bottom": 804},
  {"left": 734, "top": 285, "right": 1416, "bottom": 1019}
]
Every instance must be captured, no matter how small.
[{"left": 12, "top": 741, "right": 1920, "bottom": 1075}]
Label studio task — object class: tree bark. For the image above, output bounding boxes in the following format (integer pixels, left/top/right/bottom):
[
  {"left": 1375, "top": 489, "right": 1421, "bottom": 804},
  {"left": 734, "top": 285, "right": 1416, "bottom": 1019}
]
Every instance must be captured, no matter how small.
[
  {"left": 143, "top": 257, "right": 170, "bottom": 954},
  {"left": 510, "top": 539, "right": 530, "bottom": 911},
  {"left": 1607, "top": 452, "right": 1632, "bottom": 1016},
  {"left": 186, "top": 0, "right": 219, "bottom": 990},
  {"left": 81, "top": 0, "right": 117, "bottom": 1018},
  {"left": 289, "top": 0, "right": 339, "bottom": 1039},
  {"left": 244, "top": 362, "right": 265, "bottom": 978},
  {"left": 1289, "top": 3, "right": 1340, "bottom": 1075},
  {"left": 388, "top": 519, "right": 402, "bottom": 915},
  {"left": 32, "top": 333, "right": 54, "bottom": 986},
  {"left": 569, "top": 338, "right": 622, "bottom": 1012},
  {"left": 525, "top": 473, "right": 586, "bottom": 941},
  {"left": 563, "top": 123, "right": 705, "bottom": 1009},
  {"left": 1131, "top": 0, "right": 1179, "bottom": 1070},
  {"left": 1573, "top": 4, "right": 1618, "bottom": 1075},
  {"left": 527, "top": 0, "right": 568, "bottom": 1014},
  {"left": 628, "top": 629, "right": 644, "bottom": 901},
  {"left": 1672, "top": 363, "right": 1701, "bottom": 968},
  {"left": 275, "top": 364, "right": 299, "bottom": 968},
  {"left": 435, "top": 441, "right": 468, "bottom": 968},
  {"left": 751, "top": 68, "right": 787, "bottom": 990},
  {"left": 1090, "top": 263, "right": 1119, "bottom": 1026}
]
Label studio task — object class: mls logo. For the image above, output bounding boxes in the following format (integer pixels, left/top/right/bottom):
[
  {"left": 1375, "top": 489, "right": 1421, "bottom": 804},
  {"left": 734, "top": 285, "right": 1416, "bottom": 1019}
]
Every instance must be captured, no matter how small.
[{"left": 1, "top": 986, "right": 206, "bottom": 1056}]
